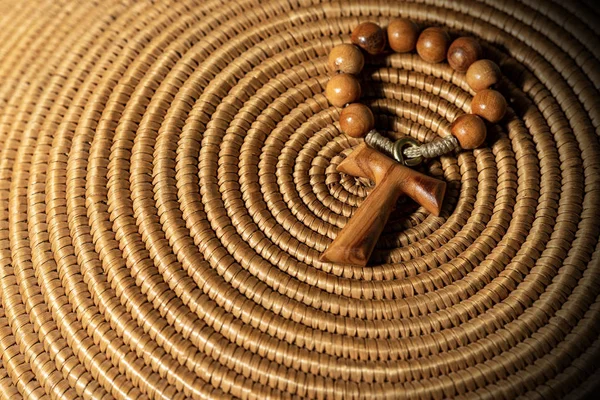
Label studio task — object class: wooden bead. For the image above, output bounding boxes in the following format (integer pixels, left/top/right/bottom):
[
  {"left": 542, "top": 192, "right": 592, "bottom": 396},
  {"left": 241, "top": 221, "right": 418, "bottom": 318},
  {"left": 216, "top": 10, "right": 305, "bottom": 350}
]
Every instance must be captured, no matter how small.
[
  {"left": 326, "top": 74, "right": 362, "bottom": 107},
  {"left": 466, "top": 59, "right": 501, "bottom": 91},
  {"left": 447, "top": 37, "right": 482, "bottom": 72},
  {"left": 387, "top": 18, "right": 419, "bottom": 53},
  {"left": 351, "top": 22, "right": 386, "bottom": 55},
  {"left": 340, "top": 103, "right": 374, "bottom": 138},
  {"left": 327, "top": 44, "right": 364, "bottom": 74},
  {"left": 471, "top": 89, "right": 507, "bottom": 123},
  {"left": 416, "top": 27, "right": 451, "bottom": 63},
  {"left": 450, "top": 114, "right": 487, "bottom": 149}
]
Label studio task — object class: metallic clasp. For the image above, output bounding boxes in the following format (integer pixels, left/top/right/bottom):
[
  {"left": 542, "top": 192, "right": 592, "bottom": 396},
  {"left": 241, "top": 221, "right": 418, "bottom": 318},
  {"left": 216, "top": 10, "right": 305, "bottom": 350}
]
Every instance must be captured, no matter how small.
[{"left": 393, "top": 137, "right": 423, "bottom": 167}]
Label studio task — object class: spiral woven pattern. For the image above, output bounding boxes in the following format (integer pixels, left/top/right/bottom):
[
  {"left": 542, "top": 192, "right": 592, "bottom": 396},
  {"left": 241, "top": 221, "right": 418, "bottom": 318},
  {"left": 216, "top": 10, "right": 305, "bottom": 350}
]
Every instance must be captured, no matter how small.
[{"left": 1, "top": 0, "right": 599, "bottom": 399}]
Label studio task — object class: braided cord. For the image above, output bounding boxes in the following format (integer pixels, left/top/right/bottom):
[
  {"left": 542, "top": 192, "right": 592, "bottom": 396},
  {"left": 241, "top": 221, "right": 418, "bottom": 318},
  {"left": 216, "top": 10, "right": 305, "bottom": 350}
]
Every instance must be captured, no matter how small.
[
  {"left": 365, "top": 130, "right": 395, "bottom": 156},
  {"left": 403, "top": 135, "right": 459, "bottom": 160}
]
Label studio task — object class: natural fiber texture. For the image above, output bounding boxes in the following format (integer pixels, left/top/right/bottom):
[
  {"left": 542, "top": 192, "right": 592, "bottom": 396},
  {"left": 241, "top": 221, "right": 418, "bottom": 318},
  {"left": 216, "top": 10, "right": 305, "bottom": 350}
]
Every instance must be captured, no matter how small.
[{"left": 0, "top": 0, "right": 599, "bottom": 399}]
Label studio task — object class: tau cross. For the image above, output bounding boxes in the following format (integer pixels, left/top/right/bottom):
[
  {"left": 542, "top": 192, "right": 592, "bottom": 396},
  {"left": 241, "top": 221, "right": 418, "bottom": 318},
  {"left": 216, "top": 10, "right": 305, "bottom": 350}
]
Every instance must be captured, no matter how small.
[{"left": 320, "top": 142, "right": 446, "bottom": 267}]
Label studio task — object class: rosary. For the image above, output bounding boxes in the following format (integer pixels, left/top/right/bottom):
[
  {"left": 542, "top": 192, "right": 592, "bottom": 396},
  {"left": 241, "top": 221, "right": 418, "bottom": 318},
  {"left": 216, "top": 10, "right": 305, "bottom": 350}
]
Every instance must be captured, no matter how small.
[{"left": 320, "top": 19, "right": 507, "bottom": 267}]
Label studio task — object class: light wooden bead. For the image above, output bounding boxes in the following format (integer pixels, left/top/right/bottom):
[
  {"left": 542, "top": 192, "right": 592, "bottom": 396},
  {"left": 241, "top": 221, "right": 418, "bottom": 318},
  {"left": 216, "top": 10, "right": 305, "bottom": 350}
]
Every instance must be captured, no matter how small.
[
  {"left": 466, "top": 59, "right": 501, "bottom": 91},
  {"left": 327, "top": 44, "right": 364, "bottom": 74},
  {"left": 340, "top": 103, "right": 374, "bottom": 138},
  {"left": 416, "top": 27, "right": 451, "bottom": 63},
  {"left": 387, "top": 18, "right": 419, "bottom": 53},
  {"left": 351, "top": 22, "right": 386, "bottom": 55},
  {"left": 450, "top": 114, "right": 487, "bottom": 149},
  {"left": 326, "top": 74, "right": 361, "bottom": 107},
  {"left": 471, "top": 89, "right": 507, "bottom": 123},
  {"left": 447, "top": 37, "right": 482, "bottom": 72}
]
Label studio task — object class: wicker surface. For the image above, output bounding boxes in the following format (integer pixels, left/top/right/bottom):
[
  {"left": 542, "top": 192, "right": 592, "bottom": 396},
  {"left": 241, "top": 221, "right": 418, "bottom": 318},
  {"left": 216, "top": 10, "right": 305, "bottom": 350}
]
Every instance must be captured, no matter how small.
[{"left": 0, "top": 0, "right": 599, "bottom": 399}]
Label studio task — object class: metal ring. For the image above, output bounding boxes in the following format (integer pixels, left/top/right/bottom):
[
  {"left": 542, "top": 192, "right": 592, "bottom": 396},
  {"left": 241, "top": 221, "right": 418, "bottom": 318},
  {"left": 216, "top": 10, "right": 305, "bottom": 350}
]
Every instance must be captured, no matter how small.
[{"left": 393, "top": 137, "right": 423, "bottom": 166}]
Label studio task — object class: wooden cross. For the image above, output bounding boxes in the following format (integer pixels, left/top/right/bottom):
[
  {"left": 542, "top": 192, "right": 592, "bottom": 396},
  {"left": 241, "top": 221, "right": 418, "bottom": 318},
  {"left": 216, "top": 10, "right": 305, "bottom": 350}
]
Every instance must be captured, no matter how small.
[{"left": 320, "top": 143, "right": 446, "bottom": 267}]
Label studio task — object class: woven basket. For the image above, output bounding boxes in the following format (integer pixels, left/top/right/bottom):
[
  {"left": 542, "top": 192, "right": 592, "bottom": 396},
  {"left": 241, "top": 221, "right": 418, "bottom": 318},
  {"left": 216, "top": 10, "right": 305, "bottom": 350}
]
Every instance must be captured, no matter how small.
[{"left": 0, "top": 0, "right": 599, "bottom": 399}]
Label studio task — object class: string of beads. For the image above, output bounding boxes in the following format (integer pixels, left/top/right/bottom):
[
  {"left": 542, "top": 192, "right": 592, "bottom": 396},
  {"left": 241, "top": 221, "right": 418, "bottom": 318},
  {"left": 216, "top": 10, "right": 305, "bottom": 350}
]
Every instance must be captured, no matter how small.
[{"left": 326, "top": 19, "right": 508, "bottom": 161}]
